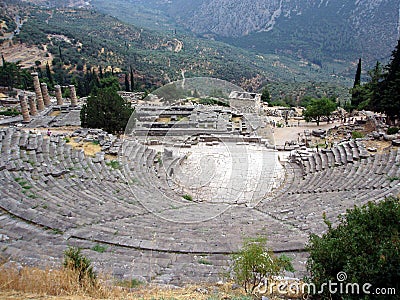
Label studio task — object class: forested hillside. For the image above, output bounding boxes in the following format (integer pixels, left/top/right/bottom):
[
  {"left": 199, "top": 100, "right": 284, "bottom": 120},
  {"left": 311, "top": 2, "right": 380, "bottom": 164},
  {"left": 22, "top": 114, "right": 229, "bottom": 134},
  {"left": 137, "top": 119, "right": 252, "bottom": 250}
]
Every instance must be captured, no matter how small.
[
  {"left": 92, "top": 0, "right": 399, "bottom": 69},
  {"left": 1, "top": 1, "right": 354, "bottom": 93},
  {"left": 1, "top": 0, "right": 359, "bottom": 103}
]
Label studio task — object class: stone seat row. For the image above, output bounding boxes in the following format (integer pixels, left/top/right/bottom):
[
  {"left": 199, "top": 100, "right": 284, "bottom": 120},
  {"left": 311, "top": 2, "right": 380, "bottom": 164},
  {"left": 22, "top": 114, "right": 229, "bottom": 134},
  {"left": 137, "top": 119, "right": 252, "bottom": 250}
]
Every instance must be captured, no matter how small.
[
  {"left": 289, "top": 149, "right": 399, "bottom": 194},
  {"left": 293, "top": 141, "right": 370, "bottom": 174}
]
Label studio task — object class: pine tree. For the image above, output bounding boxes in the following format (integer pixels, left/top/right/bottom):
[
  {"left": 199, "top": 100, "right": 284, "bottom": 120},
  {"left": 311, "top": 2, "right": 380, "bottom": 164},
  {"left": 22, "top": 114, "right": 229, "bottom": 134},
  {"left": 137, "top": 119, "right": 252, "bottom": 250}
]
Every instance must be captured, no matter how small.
[
  {"left": 0, "top": 60, "right": 32, "bottom": 91},
  {"left": 80, "top": 84, "right": 134, "bottom": 134},
  {"left": 261, "top": 86, "right": 271, "bottom": 103},
  {"left": 379, "top": 39, "right": 400, "bottom": 123},
  {"left": 365, "top": 61, "right": 383, "bottom": 111},
  {"left": 385, "top": 39, "right": 400, "bottom": 82}
]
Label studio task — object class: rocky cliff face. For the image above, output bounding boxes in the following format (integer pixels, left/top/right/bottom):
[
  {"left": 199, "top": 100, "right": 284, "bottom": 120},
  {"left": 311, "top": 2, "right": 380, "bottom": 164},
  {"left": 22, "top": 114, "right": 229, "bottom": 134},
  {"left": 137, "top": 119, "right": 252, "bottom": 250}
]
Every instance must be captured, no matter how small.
[
  {"left": 159, "top": 0, "right": 399, "bottom": 63},
  {"left": 167, "top": 0, "right": 399, "bottom": 39}
]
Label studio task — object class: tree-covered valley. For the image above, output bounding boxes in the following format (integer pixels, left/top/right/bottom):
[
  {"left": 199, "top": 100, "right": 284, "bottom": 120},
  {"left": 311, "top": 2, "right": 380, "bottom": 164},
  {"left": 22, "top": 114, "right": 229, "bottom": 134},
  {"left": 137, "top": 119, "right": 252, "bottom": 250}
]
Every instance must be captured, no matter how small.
[{"left": 1, "top": 0, "right": 356, "bottom": 101}]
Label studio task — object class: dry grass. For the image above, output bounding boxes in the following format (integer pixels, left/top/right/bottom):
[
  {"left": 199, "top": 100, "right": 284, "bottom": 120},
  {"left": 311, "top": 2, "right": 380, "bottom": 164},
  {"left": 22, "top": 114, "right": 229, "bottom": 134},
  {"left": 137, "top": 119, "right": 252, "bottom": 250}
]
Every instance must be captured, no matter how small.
[
  {"left": 0, "top": 261, "right": 299, "bottom": 300},
  {"left": 0, "top": 263, "right": 251, "bottom": 299},
  {"left": 68, "top": 139, "right": 102, "bottom": 157},
  {"left": 126, "top": 283, "right": 249, "bottom": 300},
  {"left": 49, "top": 111, "right": 61, "bottom": 117},
  {"left": 0, "top": 262, "right": 126, "bottom": 299},
  {"left": 364, "top": 140, "right": 392, "bottom": 154},
  {"left": 155, "top": 117, "right": 171, "bottom": 123},
  {"left": 105, "top": 154, "right": 118, "bottom": 161},
  {"left": 0, "top": 42, "right": 50, "bottom": 69},
  {"left": 0, "top": 251, "right": 298, "bottom": 300}
]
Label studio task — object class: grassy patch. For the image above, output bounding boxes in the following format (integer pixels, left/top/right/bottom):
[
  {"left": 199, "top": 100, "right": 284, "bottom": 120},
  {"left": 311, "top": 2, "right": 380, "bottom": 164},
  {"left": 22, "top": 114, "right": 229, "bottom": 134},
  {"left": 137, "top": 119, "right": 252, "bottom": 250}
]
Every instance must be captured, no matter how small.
[
  {"left": 91, "top": 244, "right": 107, "bottom": 253},
  {"left": 27, "top": 160, "right": 36, "bottom": 166},
  {"left": 117, "top": 278, "right": 144, "bottom": 288},
  {"left": 351, "top": 131, "right": 364, "bottom": 139},
  {"left": 106, "top": 160, "right": 121, "bottom": 170},
  {"left": 198, "top": 258, "right": 212, "bottom": 265},
  {"left": 15, "top": 177, "right": 32, "bottom": 191},
  {"left": 50, "top": 228, "right": 63, "bottom": 235},
  {"left": 68, "top": 140, "right": 102, "bottom": 156}
]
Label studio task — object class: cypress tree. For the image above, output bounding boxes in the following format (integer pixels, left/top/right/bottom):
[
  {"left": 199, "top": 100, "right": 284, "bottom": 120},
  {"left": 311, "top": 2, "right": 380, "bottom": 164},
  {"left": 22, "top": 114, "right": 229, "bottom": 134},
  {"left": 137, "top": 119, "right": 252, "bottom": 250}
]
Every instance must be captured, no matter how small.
[
  {"left": 124, "top": 73, "right": 130, "bottom": 92},
  {"left": 46, "top": 62, "right": 54, "bottom": 86},
  {"left": 58, "top": 45, "right": 63, "bottom": 63},
  {"left": 351, "top": 58, "right": 362, "bottom": 109},
  {"left": 353, "top": 58, "right": 362, "bottom": 88},
  {"left": 130, "top": 66, "right": 134, "bottom": 92},
  {"left": 99, "top": 66, "right": 103, "bottom": 79}
]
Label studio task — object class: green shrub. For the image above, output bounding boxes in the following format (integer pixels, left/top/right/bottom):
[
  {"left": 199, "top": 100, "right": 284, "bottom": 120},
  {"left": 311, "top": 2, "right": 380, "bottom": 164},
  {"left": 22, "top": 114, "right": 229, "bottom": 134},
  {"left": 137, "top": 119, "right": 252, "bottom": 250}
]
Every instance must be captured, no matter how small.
[
  {"left": 388, "top": 176, "right": 400, "bottom": 182},
  {"left": 63, "top": 247, "right": 96, "bottom": 286},
  {"left": 0, "top": 108, "right": 21, "bottom": 116},
  {"left": 387, "top": 127, "right": 399, "bottom": 135},
  {"left": 306, "top": 197, "right": 400, "bottom": 299},
  {"left": 182, "top": 194, "right": 193, "bottom": 201},
  {"left": 230, "top": 236, "right": 294, "bottom": 293},
  {"left": 351, "top": 131, "right": 364, "bottom": 139}
]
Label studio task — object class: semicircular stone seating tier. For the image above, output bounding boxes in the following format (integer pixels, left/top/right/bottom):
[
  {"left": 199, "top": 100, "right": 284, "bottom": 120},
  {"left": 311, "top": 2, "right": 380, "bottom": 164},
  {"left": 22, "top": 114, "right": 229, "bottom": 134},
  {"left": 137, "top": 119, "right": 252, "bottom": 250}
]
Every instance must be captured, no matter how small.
[{"left": 0, "top": 128, "right": 399, "bottom": 284}]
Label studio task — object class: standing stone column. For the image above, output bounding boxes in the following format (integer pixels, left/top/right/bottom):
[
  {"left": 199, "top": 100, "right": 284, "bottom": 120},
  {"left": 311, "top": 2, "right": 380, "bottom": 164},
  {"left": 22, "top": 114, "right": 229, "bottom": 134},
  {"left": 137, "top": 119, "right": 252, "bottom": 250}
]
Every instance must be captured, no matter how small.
[
  {"left": 69, "top": 85, "right": 78, "bottom": 106},
  {"left": 55, "top": 85, "right": 63, "bottom": 105},
  {"left": 19, "top": 93, "right": 30, "bottom": 123},
  {"left": 41, "top": 83, "right": 51, "bottom": 106},
  {"left": 28, "top": 95, "right": 38, "bottom": 116},
  {"left": 31, "top": 72, "right": 45, "bottom": 111}
]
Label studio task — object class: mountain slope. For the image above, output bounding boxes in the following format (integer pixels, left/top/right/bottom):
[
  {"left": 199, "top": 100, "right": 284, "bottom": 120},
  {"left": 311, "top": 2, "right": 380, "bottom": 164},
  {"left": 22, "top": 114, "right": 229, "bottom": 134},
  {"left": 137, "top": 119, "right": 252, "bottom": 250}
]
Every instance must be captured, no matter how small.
[
  {"left": 92, "top": 0, "right": 399, "bottom": 66},
  {"left": 2, "top": 0, "right": 354, "bottom": 95},
  {"left": 183, "top": 0, "right": 399, "bottom": 63}
]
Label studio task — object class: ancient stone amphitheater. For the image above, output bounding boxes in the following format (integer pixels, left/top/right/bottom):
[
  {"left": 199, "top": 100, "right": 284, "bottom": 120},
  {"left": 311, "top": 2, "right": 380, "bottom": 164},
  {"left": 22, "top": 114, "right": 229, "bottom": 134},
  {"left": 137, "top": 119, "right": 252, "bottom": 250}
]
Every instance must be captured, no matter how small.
[{"left": 0, "top": 125, "right": 399, "bottom": 284}]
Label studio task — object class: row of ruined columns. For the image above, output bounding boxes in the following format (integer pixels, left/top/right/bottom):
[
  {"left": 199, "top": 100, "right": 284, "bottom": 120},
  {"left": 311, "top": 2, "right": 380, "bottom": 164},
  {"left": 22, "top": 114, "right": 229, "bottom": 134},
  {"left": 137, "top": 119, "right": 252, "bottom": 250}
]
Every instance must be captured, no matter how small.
[{"left": 19, "top": 73, "right": 78, "bottom": 123}]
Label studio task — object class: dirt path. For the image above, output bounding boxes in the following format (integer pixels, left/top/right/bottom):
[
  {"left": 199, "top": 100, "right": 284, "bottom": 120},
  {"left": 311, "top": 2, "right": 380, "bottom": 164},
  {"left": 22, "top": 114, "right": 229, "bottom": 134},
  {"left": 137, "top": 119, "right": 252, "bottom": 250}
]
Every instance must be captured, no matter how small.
[{"left": 272, "top": 119, "right": 342, "bottom": 145}]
